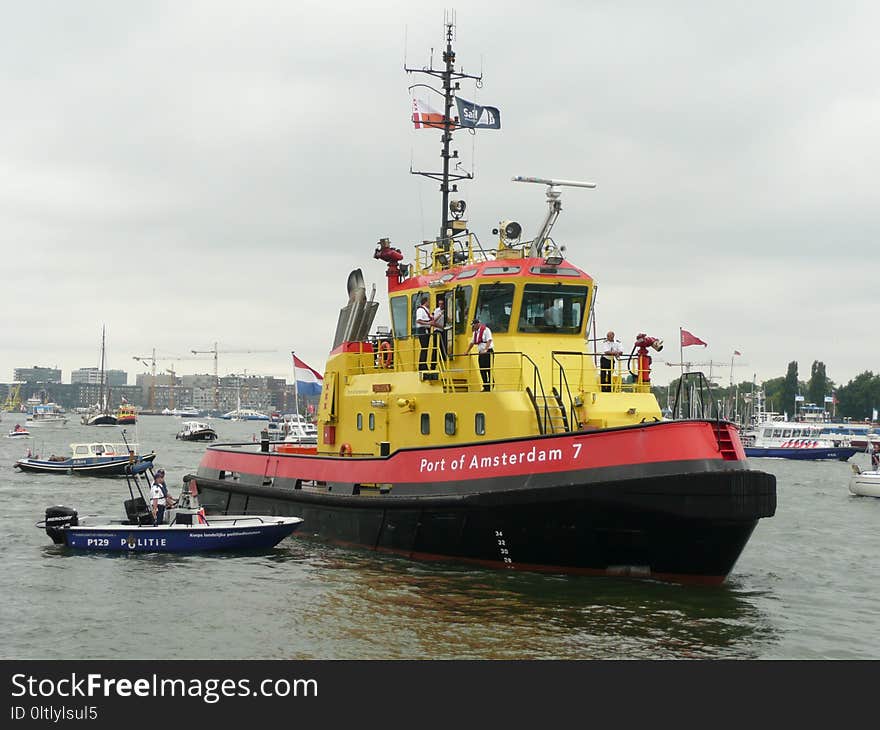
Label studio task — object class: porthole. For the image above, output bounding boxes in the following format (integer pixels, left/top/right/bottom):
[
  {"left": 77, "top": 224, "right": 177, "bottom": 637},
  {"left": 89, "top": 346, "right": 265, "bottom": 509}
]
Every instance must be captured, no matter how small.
[
  {"left": 445, "top": 412, "right": 457, "bottom": 436},
  {"left": 475, "top": 412, "right": 486, "bottom": 435},
  {"left": 421, "top": 413, "right": 430, "bottom": 435}
]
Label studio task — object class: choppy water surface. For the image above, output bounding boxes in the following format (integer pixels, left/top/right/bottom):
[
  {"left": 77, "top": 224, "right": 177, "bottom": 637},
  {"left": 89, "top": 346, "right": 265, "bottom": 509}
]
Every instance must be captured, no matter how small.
[{"left": 2, "top": 416, "right": 878, "bottom": 659}]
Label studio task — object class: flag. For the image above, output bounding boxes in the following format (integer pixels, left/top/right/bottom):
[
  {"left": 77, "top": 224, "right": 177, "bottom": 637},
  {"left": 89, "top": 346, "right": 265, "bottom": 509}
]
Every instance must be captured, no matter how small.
[
  {"left": 734, "top": 350, "right": 742, "bottom": 356},
  {"left": 454, "top": 96, "right": 501, "bottom": 129},
  {"left": 681, "top": 329, "right": 707, "bottom": 347},
  {"left": 873, "top": 408, "right": 878, "bottom": 421},
  {"left": 411, "top": 95, "right": 445, "bottom": 130},
  {"left": 823, "top": 396, "right": 834, "bottom": 403},
  {"left": 292, "top": 353, "right": 323, "bottom": 396},
  {"left": 795, "top": 395, "right": 805, "bottom": 402}
]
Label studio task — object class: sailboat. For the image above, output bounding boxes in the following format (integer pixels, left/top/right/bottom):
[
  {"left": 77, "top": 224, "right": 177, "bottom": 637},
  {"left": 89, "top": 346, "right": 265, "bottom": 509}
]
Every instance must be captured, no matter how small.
[{"left": 82, "top": 326, "right": 118, "bottom": 426}]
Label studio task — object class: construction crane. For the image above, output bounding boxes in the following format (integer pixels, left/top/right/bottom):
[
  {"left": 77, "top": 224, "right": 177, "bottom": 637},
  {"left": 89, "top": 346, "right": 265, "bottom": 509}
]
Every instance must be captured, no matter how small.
[
  {"left": 190, "top": 343, "right": 277, "bottom": 412},
  {"left": 133, "top": 350, "right": 209, "bottom": 411},
  {"left": 166, "top": 367, "right": 176, "bottom": 410}
]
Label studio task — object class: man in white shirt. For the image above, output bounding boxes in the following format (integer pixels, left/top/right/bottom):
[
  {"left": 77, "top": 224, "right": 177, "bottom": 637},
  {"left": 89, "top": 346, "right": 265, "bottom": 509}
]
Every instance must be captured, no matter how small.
[
  {"left": 465, "top": 317, "right": 494, "bottom": 391},
  {"left": 599, "top": 331, "right": 622, "bottom": 392},
  {"left": 543, "top": 298, "right": 561, "bottom": 327},
  {"left": 430, "top": 298, "right": 447, "bottom": 367},
  {"left": 415, "top": 295, "right": 432, "bottom": 371},
  {"left": 150, "top": 468, "right": 174, "bottom": 526}
]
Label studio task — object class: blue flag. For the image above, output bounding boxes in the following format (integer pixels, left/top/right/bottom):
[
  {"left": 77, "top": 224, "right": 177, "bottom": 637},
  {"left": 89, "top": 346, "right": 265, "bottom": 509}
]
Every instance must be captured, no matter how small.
[{"left": 455, "top": 97, "right": 501, "bottom": 129}]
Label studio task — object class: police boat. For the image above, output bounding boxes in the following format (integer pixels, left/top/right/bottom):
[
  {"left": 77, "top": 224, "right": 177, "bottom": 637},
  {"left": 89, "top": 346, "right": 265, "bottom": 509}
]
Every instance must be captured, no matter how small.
[{"left": 37, "top": 461, "right": 303, "bottom": 553}]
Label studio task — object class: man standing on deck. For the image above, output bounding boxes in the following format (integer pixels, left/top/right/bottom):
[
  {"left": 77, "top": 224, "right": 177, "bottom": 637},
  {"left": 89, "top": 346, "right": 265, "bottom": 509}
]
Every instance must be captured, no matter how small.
[
  {"left": 599, "top": 331, "right": 622, "bottom": 392},
  {"left": 430, "top": 297, "right": 447, "bottom": 368},
  {"left": 465, "top": 317, "right": 494, "bottom": 391},
  {"left": 415, "top": 295, "right": 432, "bottom": 371},
  {"left": 150, "top": 469, "right": 174, "bottom": 526}
]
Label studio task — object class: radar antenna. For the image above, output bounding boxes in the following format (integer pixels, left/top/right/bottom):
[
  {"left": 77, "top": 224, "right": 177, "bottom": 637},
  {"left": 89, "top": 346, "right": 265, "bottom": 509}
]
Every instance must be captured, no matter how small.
[{"left": 512, "top": 176, "right": 597, "bottom": 258}]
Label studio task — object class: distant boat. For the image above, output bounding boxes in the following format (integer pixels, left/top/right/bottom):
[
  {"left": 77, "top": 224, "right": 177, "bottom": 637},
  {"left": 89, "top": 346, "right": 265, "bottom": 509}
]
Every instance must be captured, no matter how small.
[
  {"left": 266, "top": 413, "right": 318, "bottom": 444},
  {"left": 116, "top": 403, "right": 137, "bottom": 425},
  {"left": 82, "top": 326, "right": 118, "bottom": 427},
  {"left": 6, "top": 424, "right": 31, "bottom": 439},
  {"left": 849, "top": 463, "right": 880, "bottom": 498},
  {"left": 164, "top": 406, "right": 201, "bottom": 417},
  {"left": 26, "top": 403, "right": 68, "bottom": 426},
  {"left": 221, "top": 409, "right": 269, "bottom": 421},
  {"left": 176, "top": 421, "right": 218, "bottom": 442}
]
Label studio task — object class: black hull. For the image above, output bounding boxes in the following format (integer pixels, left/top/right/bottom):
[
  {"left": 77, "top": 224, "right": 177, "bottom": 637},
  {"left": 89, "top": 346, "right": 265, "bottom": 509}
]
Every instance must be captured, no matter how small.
[
  {"left": 177, "top": 432, "right": 217, "bottom": 442},
  {"left": 84, "top": 414, "right": 118, "bottom": 426},
  {"left": 193, "top": 468, "right": 775, "bottom": 584}
]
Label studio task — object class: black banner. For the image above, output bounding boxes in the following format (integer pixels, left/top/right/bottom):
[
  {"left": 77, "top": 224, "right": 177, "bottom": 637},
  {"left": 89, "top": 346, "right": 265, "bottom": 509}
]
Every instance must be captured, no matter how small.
[
  {"left": 0, "top": 660, "right": 867, "bottom": 726},
  {"left": 455, "top": 97, "right": 501, "bottom": 129}
]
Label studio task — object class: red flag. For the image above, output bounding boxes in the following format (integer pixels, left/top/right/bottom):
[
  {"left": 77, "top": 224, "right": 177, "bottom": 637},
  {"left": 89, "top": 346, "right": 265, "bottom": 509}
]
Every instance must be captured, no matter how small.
[
  {"left": 681, "top": 329, "right": 707, "bottom": 347},
  {"left": 411, "top": 95, "right": 445, "bottom": 130}
]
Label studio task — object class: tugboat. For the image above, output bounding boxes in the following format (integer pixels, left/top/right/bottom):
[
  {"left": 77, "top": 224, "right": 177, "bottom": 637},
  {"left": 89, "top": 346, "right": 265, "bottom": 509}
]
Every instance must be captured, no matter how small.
[{"left": 189, "top": 22, "right": 776, "bottom": 584}]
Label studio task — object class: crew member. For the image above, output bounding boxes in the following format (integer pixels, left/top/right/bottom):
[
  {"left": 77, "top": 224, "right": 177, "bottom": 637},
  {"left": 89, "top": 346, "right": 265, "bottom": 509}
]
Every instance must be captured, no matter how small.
[
  {"left": 465, "top": 317, "right": 494, "bottom": 391},
  {"left": 431, "top": 298, "right": 447, "bottom": 368},
  {"left": 415, "top": 295, "right": 432, "bottom": 371},
  {"left": 150, "top": 468, "right": 174, "bottom": 526},
  {"left": 544, "top": 298, "right": 561, "bottom": 327},
  {"left": 599, "top": 331, "right": 622, "bottom": 392}
]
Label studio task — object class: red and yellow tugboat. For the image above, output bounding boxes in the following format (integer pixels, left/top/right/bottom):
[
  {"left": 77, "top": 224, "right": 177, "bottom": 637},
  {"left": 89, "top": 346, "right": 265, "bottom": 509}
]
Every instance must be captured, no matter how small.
[
  {"left": 190, "top": 23, "right": 775, "bottom": 584},
  {"left": 116, "top": 403, "right": 137, "bottom": 425}
]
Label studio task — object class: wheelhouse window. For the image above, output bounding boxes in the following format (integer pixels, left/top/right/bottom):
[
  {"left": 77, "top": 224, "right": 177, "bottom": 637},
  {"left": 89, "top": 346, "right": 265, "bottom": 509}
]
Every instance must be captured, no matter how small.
[
  {"left": 368, "top": 413, "right": 375, "bottom": 431},
  {"left": 474, "top": 283, "right": 515, "bottom": 333},
  {"left": 357, "top": 413, "right": 363, "bottom": 430},
  {"left": 517, "top": 284, "right": 589, "bottom": 334},
  {"left": 445, "top": 412, "right": 457, "bottom": 435},
  {"left": 421, "top": 413, "right": 430, "bottom": 434},
  {"left": 390, "top": 296, "right": 409, "bottom": 338}
]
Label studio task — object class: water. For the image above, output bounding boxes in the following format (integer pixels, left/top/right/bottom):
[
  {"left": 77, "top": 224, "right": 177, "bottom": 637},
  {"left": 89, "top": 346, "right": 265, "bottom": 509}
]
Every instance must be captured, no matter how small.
[{"left": 2, "top": 415, "right": 878, "bottom": 659}]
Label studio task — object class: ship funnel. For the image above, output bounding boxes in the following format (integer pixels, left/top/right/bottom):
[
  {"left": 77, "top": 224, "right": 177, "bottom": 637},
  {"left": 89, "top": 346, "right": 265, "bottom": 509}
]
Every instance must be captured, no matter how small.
[{"left": 332, "top": 270, "right": 379, "bottom": 348}]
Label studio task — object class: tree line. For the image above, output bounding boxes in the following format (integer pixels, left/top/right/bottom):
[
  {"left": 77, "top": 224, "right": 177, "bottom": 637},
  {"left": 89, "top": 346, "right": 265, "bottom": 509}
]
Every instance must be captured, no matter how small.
[{"left": 655, "top": 361, "right": 880, "bottom": 422}]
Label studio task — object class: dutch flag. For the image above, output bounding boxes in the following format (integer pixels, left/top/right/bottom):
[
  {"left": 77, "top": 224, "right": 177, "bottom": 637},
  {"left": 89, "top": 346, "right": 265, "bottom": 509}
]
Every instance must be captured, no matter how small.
[{"left": 292, "top": 353, "right": 323, "bottom": 396}]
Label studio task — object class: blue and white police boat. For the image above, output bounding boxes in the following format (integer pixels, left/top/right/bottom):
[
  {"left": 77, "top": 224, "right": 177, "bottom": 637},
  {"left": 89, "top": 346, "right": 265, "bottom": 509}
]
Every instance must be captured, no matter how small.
[{"left": 38, "top": 462, "right": 303, "bottom": 553}]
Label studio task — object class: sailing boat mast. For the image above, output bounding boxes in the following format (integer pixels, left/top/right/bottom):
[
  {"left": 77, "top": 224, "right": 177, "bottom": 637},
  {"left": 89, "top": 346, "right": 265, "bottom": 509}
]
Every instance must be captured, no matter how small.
[
  {"left": 99, "top": 325, "right": 106, "bottom": 414},
  {"left": 406, "top": 18, "right": 482, "bottom": 255}
]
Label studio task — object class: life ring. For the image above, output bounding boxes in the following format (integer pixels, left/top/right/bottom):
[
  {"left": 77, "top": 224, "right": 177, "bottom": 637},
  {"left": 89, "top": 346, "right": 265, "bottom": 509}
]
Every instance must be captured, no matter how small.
[
  {"left": 378, "top": 341, "right": 393, "bottom": 368},
  {"left": 339, "top": 443, "right": 353, "bottom": 457}
]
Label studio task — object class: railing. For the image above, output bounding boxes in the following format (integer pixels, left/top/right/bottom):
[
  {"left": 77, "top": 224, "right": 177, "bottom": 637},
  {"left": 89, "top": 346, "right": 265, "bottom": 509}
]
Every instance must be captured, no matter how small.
[{"left": 671, "top": 371, "right": 721, "bottom": 420}]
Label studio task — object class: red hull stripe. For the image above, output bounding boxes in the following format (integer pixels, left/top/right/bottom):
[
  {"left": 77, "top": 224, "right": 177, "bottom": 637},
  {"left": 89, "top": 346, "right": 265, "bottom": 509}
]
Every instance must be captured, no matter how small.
[{"left": 201, "top": 421, "right": 744, "bottom": 484}]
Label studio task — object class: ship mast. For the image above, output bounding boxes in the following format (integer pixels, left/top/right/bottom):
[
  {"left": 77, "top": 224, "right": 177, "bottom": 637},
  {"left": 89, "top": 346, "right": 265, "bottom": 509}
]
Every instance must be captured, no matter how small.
[{"left": 406, "top": 19, "right": 482, "bottom": 260}]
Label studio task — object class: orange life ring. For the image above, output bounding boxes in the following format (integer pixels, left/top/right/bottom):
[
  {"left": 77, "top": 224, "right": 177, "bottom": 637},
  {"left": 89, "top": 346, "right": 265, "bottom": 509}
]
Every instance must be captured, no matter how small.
[
  {"left": 378, "top": 340, "right": 393, "bottom": 368},
  {"left": 339, "top": 443, "right": 353, "bottom": 457}
]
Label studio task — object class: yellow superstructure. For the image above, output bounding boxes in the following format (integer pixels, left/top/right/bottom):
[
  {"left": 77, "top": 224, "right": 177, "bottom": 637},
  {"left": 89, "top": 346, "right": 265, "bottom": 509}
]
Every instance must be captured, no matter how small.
[{"left": 316, "top": 233, "right": 663, "bottom": 457}]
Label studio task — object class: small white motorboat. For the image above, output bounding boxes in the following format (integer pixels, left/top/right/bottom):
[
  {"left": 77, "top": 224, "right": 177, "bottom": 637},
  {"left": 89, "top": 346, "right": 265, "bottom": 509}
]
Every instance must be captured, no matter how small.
[
  {"left": 6, "top": 425, "right": 31, "bottom": 439},
  {"left": 849, "top": 464, "right": 880, "bottom": 498}
]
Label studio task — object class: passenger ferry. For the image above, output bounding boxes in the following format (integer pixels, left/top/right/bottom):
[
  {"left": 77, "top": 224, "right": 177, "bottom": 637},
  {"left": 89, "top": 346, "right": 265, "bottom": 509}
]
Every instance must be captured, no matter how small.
[{"left": 188, "top": 23, "right": 776, "bottom": 585}]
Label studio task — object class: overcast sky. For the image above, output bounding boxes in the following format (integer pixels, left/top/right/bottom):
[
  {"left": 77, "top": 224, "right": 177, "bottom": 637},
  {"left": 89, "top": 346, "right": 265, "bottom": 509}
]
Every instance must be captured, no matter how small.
[{"left": 2, "top": 1, "right": 878, "bottom": 389}]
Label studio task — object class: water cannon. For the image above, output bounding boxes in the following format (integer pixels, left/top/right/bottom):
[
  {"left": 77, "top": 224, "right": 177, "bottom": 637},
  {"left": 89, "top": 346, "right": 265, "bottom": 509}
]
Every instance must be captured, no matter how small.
[
  {"left": 634, "top": 334, "right": 663, "bottom": 352},
  {"left": 632, "top": 334, "right": 663, "bottom": 386},
  {"left": 374, "top": 238, "right": 406, "bottom": 281},
  {"left": 374, "top": 238, "right": 403, "bottom": 264}
]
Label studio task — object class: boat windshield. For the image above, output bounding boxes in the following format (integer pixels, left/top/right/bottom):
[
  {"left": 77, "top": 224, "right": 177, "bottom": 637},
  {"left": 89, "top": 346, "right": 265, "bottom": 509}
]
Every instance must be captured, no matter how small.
[{"left": 517, "top": 284, "right": 588, "bottom": 334}]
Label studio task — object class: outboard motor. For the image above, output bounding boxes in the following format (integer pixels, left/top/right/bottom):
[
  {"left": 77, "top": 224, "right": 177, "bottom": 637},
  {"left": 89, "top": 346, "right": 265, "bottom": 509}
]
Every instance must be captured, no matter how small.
[{"left": 44, "top": 505, "right": 78, "bottom": 544}]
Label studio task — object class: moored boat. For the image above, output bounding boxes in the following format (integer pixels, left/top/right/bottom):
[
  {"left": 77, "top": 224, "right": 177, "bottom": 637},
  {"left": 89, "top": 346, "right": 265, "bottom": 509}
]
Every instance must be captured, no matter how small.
[{"left": 189, "top": 22, "right": 776, "bottom": 585}]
